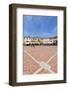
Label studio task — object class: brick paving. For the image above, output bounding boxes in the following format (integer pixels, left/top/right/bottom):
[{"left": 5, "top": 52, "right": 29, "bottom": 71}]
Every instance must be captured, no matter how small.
[{"left": 23, "top": 46, "right": 57, "bottom": 74}]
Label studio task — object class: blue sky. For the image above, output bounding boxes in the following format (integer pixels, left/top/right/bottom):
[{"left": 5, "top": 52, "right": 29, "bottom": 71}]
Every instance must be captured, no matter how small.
[{"left": 23, "top": 15, "right": 57, "bottom": 38}]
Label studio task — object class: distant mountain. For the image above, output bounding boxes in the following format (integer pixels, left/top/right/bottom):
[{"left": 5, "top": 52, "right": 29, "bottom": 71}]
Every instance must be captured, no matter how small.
[{"left": 24, "top": 36, "right": 57, "bottom": 39}]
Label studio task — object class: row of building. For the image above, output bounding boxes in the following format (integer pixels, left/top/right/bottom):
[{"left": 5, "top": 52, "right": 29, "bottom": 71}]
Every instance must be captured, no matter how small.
[{"left": 23, "top": 36, "right": 57, "bottom": 46}]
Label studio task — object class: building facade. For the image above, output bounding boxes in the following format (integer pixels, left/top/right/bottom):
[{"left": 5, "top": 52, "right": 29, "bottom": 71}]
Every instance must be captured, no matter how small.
[{"left": 24, "top": 37, "right": 57, "bottom": 46}]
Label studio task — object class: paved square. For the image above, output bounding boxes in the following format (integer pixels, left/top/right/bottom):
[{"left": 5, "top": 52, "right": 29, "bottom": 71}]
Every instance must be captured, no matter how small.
[{"left": 23, "top": 46, "right": 57, "bottom": 75}]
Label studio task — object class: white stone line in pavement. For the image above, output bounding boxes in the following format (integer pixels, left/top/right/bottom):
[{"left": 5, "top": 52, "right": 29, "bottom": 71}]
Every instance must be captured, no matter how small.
[
  {"left": 46, "top": 53, "right": 57, "bottom": 64},
  {"left": 24, "top": 51, "right": 40, "bottom": 65},
  {"left": 34, "top": 67, "right": 43, "bottom": 74},
  {"left": 34, "top": 66, "right": 55, "bottom": 74},
  {"left": 24, "top": 50, "right": 56, "bottom": 74},
  {"left": 34, "top": 63, "right": 54, "bottom": 74},
  {"left": 47, "top": 68, "right": 55, "bottom": 73}
]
